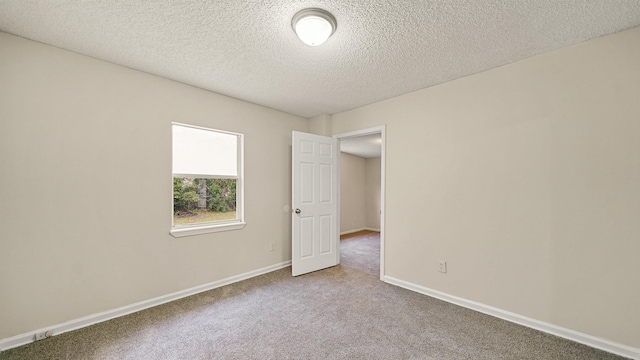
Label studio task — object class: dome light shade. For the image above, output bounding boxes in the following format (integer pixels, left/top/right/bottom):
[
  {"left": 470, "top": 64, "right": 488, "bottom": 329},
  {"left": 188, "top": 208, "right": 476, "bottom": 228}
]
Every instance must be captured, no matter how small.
[{"left": 292, "top": 8, "right": 337, "bottom": 46}]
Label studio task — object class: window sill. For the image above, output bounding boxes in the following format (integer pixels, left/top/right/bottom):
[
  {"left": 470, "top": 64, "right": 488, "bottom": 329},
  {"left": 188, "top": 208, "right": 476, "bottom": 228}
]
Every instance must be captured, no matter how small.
[{"left": 170, "top": 221, "right": 246, "bottom": 238}]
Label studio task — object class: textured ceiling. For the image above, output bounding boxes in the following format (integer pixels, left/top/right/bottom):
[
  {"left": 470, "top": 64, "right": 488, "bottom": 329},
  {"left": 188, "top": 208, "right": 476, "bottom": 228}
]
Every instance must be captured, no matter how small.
[
  {"left": 340, "top": 134, "right": 381, "bottom": 158},
  {"left": 1, "top": 1, "right": 640, "bottom": 118}
]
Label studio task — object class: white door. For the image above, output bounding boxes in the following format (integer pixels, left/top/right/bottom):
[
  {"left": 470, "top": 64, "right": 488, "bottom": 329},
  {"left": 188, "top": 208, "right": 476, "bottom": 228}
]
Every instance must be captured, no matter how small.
[{"left": 292, "top": 131, "right": 339, "bottom": 276}]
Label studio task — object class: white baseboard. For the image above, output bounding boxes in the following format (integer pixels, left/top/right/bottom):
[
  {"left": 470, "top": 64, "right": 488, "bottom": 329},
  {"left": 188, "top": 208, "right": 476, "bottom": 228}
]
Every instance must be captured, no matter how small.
[
  {"left": 384, "top": 276, "right": 639, "bottom": 360},
  {"left": 340, "top": 227, "right": 380, "bottom": 236},
  {"left": 0, "top": 261, "right": 292, "bottom": 352}
]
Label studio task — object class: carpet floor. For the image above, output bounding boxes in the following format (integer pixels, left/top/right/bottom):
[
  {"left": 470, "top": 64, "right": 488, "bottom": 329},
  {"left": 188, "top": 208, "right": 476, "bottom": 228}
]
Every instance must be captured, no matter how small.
[{"left": 0, "top": 231, "right": 628, "bottom": 359}]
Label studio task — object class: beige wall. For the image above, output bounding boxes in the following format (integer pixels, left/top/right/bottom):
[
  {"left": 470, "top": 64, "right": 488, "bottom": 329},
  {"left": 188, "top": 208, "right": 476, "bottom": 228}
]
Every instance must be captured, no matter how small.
[
  {"left": 365, "top": 157, "right": 381, "bottom": 230},
  {"left": 332, "top": 27, "right": 640, "bottom": 348},
  {"left": 339, "top": 153, "right": 366, "bottom": 233},
  {"left": 340, "top": 153, "right": 381, "bottom": 233},
  {"left": 308, "top": 113, "right": 332, "bottom": 136},
  {"left": 0, "top": 32, "right": 308, "bottom": 340}
]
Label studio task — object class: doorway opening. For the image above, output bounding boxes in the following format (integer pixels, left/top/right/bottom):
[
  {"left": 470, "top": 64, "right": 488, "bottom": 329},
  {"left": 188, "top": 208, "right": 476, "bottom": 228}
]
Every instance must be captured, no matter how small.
[{"left": 335, "top": 126, "right": 386, "bottom": 280}]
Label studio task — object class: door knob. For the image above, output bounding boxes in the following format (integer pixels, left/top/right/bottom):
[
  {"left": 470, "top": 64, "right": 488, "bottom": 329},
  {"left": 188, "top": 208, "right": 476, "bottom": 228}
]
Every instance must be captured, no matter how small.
[{"left": 295, "top": 208, "right": 301, "bottom": 214}]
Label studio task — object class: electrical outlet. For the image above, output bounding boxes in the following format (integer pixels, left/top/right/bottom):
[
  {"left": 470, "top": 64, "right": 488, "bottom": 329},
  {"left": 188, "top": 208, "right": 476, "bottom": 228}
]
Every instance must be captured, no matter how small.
[
  {"left": 269, "top": 242, "right": 276, "bottom": 251},
  {"left": 438, "top": 261, "right": 447, "bottom": 273}
]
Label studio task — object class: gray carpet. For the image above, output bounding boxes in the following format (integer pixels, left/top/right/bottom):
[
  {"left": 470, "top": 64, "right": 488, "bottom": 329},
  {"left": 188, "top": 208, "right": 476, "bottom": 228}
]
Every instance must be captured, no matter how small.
[{"left": 0, "top": 231, "right": 628, "bottom": 359}]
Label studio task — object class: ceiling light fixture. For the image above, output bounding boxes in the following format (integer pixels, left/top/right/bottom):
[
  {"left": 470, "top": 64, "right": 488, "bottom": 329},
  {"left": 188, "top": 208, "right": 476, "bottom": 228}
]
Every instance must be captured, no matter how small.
[{"left": 292, "top": 8, "right": 337, "bottom": 46}]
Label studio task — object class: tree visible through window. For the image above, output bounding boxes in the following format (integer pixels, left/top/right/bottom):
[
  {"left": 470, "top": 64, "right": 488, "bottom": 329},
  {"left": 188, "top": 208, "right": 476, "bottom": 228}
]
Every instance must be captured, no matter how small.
[
  {"left": 173, "top": 178, "right": 237, "bottom": 224},
  {"left": 172, "top": 123, "right": 243, "bottom": 230}
]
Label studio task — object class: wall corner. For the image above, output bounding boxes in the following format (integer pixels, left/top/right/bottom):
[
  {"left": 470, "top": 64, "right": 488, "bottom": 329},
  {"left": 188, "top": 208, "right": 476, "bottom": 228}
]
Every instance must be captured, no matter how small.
[{"left": 308, "top": 113, "right": 333, "bottom": 136}]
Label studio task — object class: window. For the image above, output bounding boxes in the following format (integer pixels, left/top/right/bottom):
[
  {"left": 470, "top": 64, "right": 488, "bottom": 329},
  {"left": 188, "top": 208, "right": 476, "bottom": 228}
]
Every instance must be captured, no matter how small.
[{"left": 171, "top": 123, "right": 244, "bottom": 237}]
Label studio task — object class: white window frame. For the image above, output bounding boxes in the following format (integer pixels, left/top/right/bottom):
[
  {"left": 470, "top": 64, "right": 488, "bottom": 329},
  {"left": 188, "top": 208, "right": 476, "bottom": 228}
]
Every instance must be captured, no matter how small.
[{"left": 170, "top": 122, "right": 245, "bottom": 237}]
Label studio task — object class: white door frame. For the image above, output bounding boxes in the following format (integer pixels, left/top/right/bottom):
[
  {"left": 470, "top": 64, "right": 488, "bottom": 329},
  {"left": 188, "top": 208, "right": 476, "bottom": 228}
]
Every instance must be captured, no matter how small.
[{"left": 334, "top": 125, "right": 386, "bottom": 281}]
